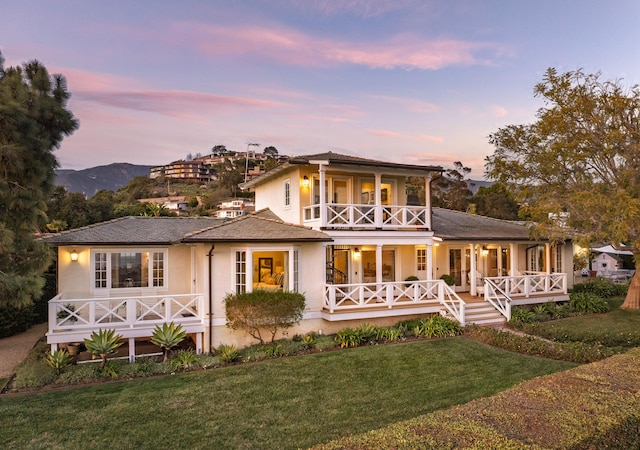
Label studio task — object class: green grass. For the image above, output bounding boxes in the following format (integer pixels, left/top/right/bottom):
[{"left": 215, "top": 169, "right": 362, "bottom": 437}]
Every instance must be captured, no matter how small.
[{"left": 0, "top": 338, "right": 574, "bottom": 450}]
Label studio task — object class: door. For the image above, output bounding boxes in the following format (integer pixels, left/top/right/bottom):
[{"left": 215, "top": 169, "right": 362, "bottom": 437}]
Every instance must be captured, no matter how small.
[{"left": 449, "top": 248, "right": 469, "bottom": 292}]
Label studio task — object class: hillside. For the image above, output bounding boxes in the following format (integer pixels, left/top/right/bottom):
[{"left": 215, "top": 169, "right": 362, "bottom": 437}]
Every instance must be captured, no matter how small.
[{"left": 54, "top": 163, "right": 153, "bottom": 196}]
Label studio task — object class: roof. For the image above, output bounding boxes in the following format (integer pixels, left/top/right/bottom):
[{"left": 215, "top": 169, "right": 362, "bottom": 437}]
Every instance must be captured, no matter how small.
[
  {"left": 432, "top": 208, "right": 534, "bottom": 241},
  {"left": 41, "top": 212, "right": 331, "bottom": 246},
  {"left": 41, "top": 216, "right": 224, "bottom": 246},
  {"left": 240, "top": 151, "right": 443, "bottom": 190},
  {"left": 183, "top": 214, "right": 332, "bottom": 243}
]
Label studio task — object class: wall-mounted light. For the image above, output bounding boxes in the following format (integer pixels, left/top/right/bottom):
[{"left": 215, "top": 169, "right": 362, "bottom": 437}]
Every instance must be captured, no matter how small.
[
  {"left": 354, "top": 247, "right": 361, "bottom": 259},
  {"left": 70, "top": 249, "right": 79, "bottom": 262},
  {"left": 302, "top": 175, "right": 310, "bottom": 188},
  {"left": 481, "top": 246, "right": 489, "bottom": 256}
]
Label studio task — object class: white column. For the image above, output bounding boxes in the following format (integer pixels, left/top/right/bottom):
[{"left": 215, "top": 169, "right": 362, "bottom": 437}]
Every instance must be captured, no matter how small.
[
  {"left": 470, "top": 244, "right": 477, "bottom": 296},
  {"left": 376, "top": 244, "right": 383, "bottom": 283},
  {"left": 426, "top": 244, "right": 434, "bottom": 280},
  {"left": 425, "top": 176, "right": 431, "bottom": 230},
  {"left": 318, "top": 165, "right": 327, "bottom": 227},
  {"left": 128, "top": 338, "right": 135, "bottom": 363},
  {"left": 510, "top": 243, "right": 517, "bottom": 276},
  {"left": 374, "top": 173, "right": 382, "bottom": 228}
]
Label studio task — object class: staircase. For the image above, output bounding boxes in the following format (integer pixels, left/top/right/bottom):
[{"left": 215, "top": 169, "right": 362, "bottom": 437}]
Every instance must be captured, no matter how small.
[{"left": 463, "top": 301, "right": 506, "bottom": 326}]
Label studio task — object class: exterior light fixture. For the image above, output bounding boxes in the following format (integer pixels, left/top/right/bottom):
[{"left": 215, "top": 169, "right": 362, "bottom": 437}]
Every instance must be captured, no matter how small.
[
  {"left": 302, "top": 175, "right": 310, "bottom": 188},
  {"left": 70, "top": 249, "right": 79, "bottom": 262},
  {"left": 354, "top": 247, "right": 361, "bottom": 259},
  {"left": 481, "top": 246, "right": 489, "bottom": 256}
]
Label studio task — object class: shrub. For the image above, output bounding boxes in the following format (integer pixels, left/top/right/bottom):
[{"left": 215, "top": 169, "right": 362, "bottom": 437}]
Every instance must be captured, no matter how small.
[
  {"left": 300, "top": 334, "right": 316, "bottom": 350},
  {"left": 84, "top": 329, "right": 123, "bottom": 368},
  {"left": 569, "top": 292, "right": 610, "bottom": 313},
  {"left": 356, "top": 323, "right": 380, "bottom": 345},
  {"left": 169, "top": 349, "right": 199, "bottom": 371},
  {"left": 217, "top": 344, "right": 241, "bottom": 363},
  {"left": 151, "top": 322, "right": 187, "bottom": 362},
  {"left": 376, "top": 327, "right": 401, "bottom": 342},
  {"left": 572, "top": 278, "right": 628, "bottom": 298},
  {"left": 439, "top": 274, "right": 455, "bottom": 286},
  {"left": 509, "top": 307, "right": 536, "bottom": 324},
  {"left": 224, "top": 291, "right": 306, "bottom": 344},
  {"left": 56, "top": 362, "right": 100, "bottom": 385},
  {"left": 12, "top": 360, "right": 57, "bottom": 389},
  {"left": 45, "top": 349, "right": 72, "bottom": 374},
  {"left": 99, "top": 359, "right": 120, "bottom": 379},
  {"left": 335, "top": 328, "right": 362, "bottom": 348},
  {"left": 413, "top": 315, "right": 462, "bottom": 338}
]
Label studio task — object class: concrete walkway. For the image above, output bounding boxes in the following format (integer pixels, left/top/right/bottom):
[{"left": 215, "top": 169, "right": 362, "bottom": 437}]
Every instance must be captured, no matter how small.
[{"left": 0, "top": 323, "right": 48, "bottom": 379}]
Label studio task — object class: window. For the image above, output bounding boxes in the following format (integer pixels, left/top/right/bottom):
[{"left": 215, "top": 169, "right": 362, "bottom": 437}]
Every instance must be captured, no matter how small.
[
  {"left": 235, "top": 251, "right": 247, "bottom": 293},
  {"left": 416, "top": 248, "right": 426, "bottom": 271},
  {"left": 284, "top": 179, "right": 291, "bottom": 208},
  {"left": 92, "top": 250, "right": 166, "bottom": 290}
]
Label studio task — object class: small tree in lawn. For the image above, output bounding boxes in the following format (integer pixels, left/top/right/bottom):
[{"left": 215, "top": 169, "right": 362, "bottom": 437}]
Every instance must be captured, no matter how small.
[
  {"left": 84, "top": 329, "right": 123, "bottom": 368},
  {"left": 224, "top": 291, "right": 305, "bottom": 344},
  {"left": 151, "top": 322, "right": 186, "bottom": 362}
]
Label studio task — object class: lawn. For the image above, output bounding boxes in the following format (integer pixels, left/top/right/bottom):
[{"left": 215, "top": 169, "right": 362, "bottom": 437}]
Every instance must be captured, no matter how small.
[{"left": 0, "top": 337, "right": 574, "bottom": 450}]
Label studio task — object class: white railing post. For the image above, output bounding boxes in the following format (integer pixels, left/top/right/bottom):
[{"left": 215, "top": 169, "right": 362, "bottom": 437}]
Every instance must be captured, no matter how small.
[
  {"left": 127, "top": 298, "right": 137, "bottom": 328},
  {"left": 387, "top": 284, "right": 393, "bottom": 308}
]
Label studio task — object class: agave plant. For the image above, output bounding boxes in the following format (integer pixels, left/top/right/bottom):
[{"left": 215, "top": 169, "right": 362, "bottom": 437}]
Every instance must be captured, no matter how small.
[
  {"left": 84, "top": 329, "right": 123, "bottom": 368},
  {"left": 151, "top": 322, "right": 187, "bottom": 362},
  {"left": 45, "top": 349, "right": 73, "bottom": 374}
]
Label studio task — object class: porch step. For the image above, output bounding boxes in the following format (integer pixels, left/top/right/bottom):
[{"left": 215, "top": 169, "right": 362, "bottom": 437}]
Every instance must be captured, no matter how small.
[{"left": 463, "top": 302, "right": 506, "bottom": 326}]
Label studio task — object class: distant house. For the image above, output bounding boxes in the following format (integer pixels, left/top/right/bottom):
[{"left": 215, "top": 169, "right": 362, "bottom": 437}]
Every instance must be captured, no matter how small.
[
  {"left": 149, "top": 160, "right": 214, "bottom": 182},
  {"left": 42, "top": 152, "right": 574, "bottom": 360},
  {"left": 214, "top": 198, "right": 255, "bottom": 219},
  {"left": 139, "top": 196, "right": 189, "bottom": 212}
]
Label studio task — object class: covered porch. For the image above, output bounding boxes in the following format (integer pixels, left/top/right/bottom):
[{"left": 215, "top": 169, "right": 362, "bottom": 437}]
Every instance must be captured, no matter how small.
[{"left": 46, "top": 292, "right": 206, "bottom": 360}]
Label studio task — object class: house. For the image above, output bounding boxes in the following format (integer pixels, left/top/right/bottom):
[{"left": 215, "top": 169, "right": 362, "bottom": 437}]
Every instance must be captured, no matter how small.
[
  {"left": 43, "top": 152, "right": 573, "bottom": 359},
  {"left": 138, "top": 196, "right": 190, "bottom": 212},
  {"left": 214, "top": 198, "right": 255, "bottom": 219},
  {"left": 149, "top": 160, "right": 214, "bottom": 182}
]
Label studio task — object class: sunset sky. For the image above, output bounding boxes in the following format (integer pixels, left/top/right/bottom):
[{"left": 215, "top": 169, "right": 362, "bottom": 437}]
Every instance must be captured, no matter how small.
[{"left": 2, "top": 0, "right": 640, "bottom": 177}]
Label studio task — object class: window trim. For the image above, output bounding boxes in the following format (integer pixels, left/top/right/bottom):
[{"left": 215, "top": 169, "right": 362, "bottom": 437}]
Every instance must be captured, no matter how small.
[
  {"left": 284, "top": 178, "right": 291, "bottom": 209},
  {"left": 90, "top": 248, "right": 168, "bottom": 292},
  {"left": 232, "top": 246, "right": 300, "bottom": 293}
]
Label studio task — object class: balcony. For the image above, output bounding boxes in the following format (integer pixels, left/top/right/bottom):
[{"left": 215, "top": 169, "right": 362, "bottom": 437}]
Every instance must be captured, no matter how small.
[{"left": 304, "top": 203, "right": 430, "bottom": 230}]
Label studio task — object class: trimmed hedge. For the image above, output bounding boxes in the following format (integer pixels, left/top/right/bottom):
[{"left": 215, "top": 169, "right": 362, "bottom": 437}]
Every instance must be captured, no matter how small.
[{"left": 312, "top": 348, "right": 640, "bottom": 449}]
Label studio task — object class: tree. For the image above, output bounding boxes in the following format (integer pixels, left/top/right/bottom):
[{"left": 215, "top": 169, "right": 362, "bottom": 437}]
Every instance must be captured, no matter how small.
[
  {"left": 0, "top": 53, "right": 78, "bottom": 306},
  {"left": 408, "top": 161, "right": 472, "bottom": 211},
  {"left": 224, "top": 291, "right": 305, "bottom": 344},
  {"left": 469, "top": 183, "right": 520, "bottom": 220},
  {"left": 263, "top": 146, "right": 278, "bottom": 157},
  {"left": 486, "top": 68, "right": 640, "bottom": 309}
]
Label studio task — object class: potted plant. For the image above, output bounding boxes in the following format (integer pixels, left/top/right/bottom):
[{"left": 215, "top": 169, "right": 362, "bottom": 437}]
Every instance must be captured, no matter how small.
[
  {"left": 440, "top": 274, "right": 455, "bottom": 286},
  {"left": 56, "top": 304, "right": 77, "bottom": 322},
  {"left": 404, "top": 275, "right": 419, "bottom": 287}
]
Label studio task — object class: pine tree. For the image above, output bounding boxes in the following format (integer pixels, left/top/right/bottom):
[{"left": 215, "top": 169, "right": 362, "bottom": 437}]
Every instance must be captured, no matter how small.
[{"left": 0, "top": 52, "right": 78, "bottom": 306}]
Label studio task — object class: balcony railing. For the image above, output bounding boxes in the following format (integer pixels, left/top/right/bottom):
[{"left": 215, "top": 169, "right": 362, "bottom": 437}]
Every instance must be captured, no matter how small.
[
  {"left": 48, "top": 293, "right": 205, "bottom": 333},
  {"left": 304, "top": 203, "right": 429, "bottom": 229}
]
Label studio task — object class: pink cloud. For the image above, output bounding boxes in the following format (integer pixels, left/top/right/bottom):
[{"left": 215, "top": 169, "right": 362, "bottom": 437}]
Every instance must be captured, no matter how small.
[
  {"left": 488, "top": 104, "right": 508, "bottom": 117},
  {"left": 367, "top": 94, "right": 439, "bottom": 113},
  {"left": 173, "top": 23, "right": 506, "bottom": 70}
]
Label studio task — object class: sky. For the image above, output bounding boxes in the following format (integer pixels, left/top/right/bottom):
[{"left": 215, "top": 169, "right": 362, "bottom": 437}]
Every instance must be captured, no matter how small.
[{"left": 2, "top": 1, "right": 640, "bottom": 177}]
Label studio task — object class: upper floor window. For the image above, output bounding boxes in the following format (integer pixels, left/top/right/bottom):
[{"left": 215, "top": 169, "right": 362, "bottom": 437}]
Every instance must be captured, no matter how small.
[
  {"left": 284, "top": 179, "right": 291, "bottom": 208},
  {"left": 92, "top": 249, "right": 167, "bottom": 290},
  {"left": 416, "top": 248, "right": 426, "bottom": 271}
]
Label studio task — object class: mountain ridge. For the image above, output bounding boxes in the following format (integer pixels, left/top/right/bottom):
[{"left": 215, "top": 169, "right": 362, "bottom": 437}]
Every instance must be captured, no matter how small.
[{"left": 54, "top": 163, "right": 153, "bottom": 196}]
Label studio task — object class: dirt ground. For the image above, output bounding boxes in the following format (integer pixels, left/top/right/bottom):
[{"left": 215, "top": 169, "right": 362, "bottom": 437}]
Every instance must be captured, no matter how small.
[{"left": 0, "top": 323, "right": 48, "bottom": 379}]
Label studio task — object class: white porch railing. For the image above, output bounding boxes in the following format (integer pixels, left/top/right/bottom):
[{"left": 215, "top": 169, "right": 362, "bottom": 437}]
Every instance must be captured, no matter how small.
[
  {"left": 304, "top": 203, "right": 429, "bottom": 229},
  {"left": 323, "top": 280, "right": 466, "bottom": 324},
  {"left": 486, "top": 273, "right": 567, "bottom": 298},
  {"left": 483, "top": 278, "right": 512, "bottom": 321},
  {"left": 48, "top": 293, "right": 205, "bottom": 333}
]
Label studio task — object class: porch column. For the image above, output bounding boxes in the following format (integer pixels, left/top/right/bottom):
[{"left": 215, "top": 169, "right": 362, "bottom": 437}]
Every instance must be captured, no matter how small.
[
  {"left": 374, "top": 173, "right": 382, "bottom": 228},
  {"left": 470, "top": 244, "right": 478, "bottom": 296},
  {"left": 426, "top": 244, "right": 434, "bottom": 280},
  {"left": 545, "top": 243, "right": 552, "bottom": 273},
  {"left": 424, "top": 177, "right": 432, "bottom": 230},
  {"left": 376, "top": 244, "right": 383, "bottom": 283},
  {"left": 128, "top": 338, "right": 135, "bottom": 363},
  {"left": 510, "top": 243, "right": 517, "bottom": 276},
  {"left": 319, "top": 165, "right": 327, "bottom": 227}
]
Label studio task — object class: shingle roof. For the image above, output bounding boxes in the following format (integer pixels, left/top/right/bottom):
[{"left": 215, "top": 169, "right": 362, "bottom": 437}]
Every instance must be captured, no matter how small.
[
  {"left": 240, "top": 151, "right": 443, "bottom": 190},
  {"left": 432, "top": 208, "right": 533, "bottom": 241},
  {"left": 183, "top": 214, "right": 332, "bottom": 242},
  {"left": 41, "top": 213, "right": 332, "bottom": 246},
  {"left": 41, "top": 216, "right": 223, "bottom": 245}
]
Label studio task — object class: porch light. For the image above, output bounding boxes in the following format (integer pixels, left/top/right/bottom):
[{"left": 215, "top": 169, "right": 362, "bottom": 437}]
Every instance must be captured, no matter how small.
[
  {"left": 302, "top": 175, "right": 310, "bottom": 188},
  {"left": 70, "top": 250, "right": 79, "bottom": 262},
  {"left": 354, "top": 247, "right": 361, "bottom": 259},
  {"left": 481, "top": 246, "right": 489, "bottom": 256}
]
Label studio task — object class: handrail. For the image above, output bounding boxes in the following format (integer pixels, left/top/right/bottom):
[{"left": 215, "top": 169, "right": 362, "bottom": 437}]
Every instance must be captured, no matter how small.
[
  {"left": 483, "top": 278, "right": 512, "bottom": 321},
  {"left": 439, "top": 282, "right": 466, "bottom": 325},
  {"left": 304, "top": 203, "right": 429, "bottom": 229}
]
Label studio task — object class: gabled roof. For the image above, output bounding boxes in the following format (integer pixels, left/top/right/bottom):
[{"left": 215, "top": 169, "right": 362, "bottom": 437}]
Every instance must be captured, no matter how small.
[
  {"left": 240, "top": 151, "right": 443, "bottom": 190},
  {"left": 432, "top": 208, "right": 533, "bottom": 241},
  {"left": 183, "top": 214, "right": 332, "bottom": 243},
  {"left": 41, "top": 216, "right": 224, "bottom": 246}
]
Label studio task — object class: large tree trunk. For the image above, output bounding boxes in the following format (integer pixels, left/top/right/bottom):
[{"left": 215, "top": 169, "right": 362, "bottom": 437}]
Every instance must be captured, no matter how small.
[{"left": 621, "top": 270, "right": 640, "bottom": 310}]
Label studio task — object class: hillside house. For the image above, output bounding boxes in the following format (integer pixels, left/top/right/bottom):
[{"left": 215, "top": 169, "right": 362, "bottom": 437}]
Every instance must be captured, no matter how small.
[{"left": 43, "top": 152, "right": 573, "bottom": 359}]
